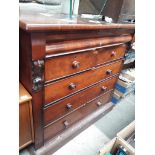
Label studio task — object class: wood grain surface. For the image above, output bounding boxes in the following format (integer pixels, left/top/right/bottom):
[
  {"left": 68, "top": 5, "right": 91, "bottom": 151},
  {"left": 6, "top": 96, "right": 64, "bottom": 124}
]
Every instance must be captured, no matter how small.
[
  {"left": 44, "top": 60, "right": 123, "bottom": 105},
  {"left": 44, "top": 76, "right": 118, "bottom": 126},
  {"left": 44, "top": 90, "right": 113, "bottom": 142}
]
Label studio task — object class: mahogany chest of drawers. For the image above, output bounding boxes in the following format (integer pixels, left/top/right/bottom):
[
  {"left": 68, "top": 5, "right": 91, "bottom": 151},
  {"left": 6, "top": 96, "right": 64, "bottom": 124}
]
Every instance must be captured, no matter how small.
[{"left": 19, "top": 12, "right": 135, "bottom": 152}]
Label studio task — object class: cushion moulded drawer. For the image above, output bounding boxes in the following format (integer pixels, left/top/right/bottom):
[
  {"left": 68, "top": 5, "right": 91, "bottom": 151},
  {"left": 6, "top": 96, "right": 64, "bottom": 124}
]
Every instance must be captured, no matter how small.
[{"left": 45, "top": 44, "right": 126, "bottom": 82}]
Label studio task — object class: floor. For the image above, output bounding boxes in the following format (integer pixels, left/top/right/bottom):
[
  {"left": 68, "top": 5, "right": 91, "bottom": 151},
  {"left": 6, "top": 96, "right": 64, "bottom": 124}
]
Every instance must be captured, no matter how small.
[{"left": 20, "top": 93, "right": 135, "bottom": 155}]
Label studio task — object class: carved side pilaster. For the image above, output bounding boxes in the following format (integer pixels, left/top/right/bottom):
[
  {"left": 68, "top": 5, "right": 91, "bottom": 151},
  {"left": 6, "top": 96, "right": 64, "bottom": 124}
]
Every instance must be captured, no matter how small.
[{"left": 32, "top": 60, "right": 44, "bottom": 92}]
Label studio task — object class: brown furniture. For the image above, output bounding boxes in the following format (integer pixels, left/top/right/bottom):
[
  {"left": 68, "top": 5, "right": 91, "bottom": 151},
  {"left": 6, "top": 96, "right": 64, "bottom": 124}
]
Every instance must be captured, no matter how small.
[
  {"left": 19, "top": 11, "right": 135, "bottom": 153},
  {"left": 19, "top": 83, "right": 34, "bottom": 150}
]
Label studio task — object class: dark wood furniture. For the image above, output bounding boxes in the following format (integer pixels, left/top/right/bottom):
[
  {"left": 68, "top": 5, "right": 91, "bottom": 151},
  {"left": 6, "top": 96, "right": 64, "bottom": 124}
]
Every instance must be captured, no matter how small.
[
  {"left": 19, "top": 83, "right": 34, "bottom": 150},
  {"left": 19, "top": 11, "right": 135, "bottom": 153}
]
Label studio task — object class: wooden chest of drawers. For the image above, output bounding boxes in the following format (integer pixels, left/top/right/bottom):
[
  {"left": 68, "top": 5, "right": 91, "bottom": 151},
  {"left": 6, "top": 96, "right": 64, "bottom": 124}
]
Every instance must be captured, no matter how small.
[{"left": 19, "top": 12, "right": 134, "bottom": 151}]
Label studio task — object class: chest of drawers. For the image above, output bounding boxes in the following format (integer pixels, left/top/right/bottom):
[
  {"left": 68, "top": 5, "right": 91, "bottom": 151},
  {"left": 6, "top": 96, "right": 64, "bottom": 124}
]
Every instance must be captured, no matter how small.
[{"left": 19, "top": 12, "right": 134, "bottom": 152}]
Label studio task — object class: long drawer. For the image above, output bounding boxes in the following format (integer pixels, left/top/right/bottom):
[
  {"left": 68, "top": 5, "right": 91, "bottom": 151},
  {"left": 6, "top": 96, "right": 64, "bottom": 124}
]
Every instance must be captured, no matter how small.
[
  {"left": 45, "top": 44, "right": 126, "bottom": 82},
  {"left": 44, "top": 76, "right": 118, "bottom": 126},
  {"left": 44, "top": 90, "right": 113, "bottom": 142},
  {"left": 44, "top": 60, "right": 123, "bottom": 105}
]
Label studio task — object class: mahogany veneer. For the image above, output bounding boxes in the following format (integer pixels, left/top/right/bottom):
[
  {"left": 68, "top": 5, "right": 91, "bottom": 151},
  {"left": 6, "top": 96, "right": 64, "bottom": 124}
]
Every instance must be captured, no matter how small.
[
  {"left": 45, "top": 60, "right": 123, "bottom": 105},
  {"left": 44, "top": 90, "right": 113, "bottom": 142},
  {"left": 19, "top": 11, "right": 135, "bottom": 151},
  {"left": 45, "top": 44, "right": 126, "bottom": 81},
  {"left": 44, "top": 76, "right": 118, "bottom": 125}
]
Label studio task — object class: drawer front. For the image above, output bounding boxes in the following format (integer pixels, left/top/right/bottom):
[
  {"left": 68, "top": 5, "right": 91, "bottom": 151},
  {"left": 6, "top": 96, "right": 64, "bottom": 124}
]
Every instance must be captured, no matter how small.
[
  {"left": 45, "top": 60, "right": 123, "bottom": 105},
  {"left": 44, "top": 76, "right": 118, "bottom": 126},
  {"left": 45, "top": 44, "right": 126, "bottom": 82},
  {"left": 44, "top": 90, "right": 113, "bottom": 142}
]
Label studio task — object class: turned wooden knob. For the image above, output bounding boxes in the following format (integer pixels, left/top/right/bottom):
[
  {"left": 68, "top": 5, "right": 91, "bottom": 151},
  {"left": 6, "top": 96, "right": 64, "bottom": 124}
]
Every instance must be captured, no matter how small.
[
  {"left": 66, "top": 103, "right": 72, "bottom": 110},
  {"left": 101, "top": 86, "right": 107, "bottom": 92},
  {"left": 72, "top": 61, "right": 80, "bottom": 68},
  {"left": 63, "top": 121, "right": 69, "bottom": 128},
  {"left": 69, "top": 83, "right": 76, "bottom": 90},
  {"left": 106, "top": 69, "right": 112, "bottom": 75},
  {"left": 111, "top": 51, "right": 116, "bottom": 57},
  {"left": 96, "top": 101, "right": 102, "bottom": 107}
]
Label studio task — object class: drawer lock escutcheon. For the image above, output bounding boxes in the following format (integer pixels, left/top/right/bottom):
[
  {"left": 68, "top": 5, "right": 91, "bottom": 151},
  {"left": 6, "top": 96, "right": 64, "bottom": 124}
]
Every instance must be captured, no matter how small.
[{"left": 92, "top": 49, "right": 98, "bottom": 54}]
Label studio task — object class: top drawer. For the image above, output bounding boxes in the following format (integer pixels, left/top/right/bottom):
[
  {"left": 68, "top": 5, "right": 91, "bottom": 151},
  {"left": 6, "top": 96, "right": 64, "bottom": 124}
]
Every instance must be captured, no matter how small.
[{"left": 45, "top": 44, "right": 126, "bottom": 82}]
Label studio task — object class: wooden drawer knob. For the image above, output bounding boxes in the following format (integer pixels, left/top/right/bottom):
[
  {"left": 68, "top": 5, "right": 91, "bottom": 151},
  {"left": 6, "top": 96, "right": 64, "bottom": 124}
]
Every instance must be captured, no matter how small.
[
  {"left": 69, "top": 83, "right": 76, "bottom": 90},
  {"left": 63, "top": 121, "right": 69, "bottom": 128},
  {"left": 66, "top": 103, "right": 72, "bottom": 110},
  {"left": 72, "top": 61, "right": 80, "bottom": 68},
  {"left": 106, "top": 69, "right": 112, "bottom": 75},
  {"left": 96, "top": 101, "right": 102, "bottom": 107},
  {"left": 111, "top": 51, "right": 116, "bottom": 57},
  {"left": 101, "top": 86, "right": 107, "bottom": 92}
]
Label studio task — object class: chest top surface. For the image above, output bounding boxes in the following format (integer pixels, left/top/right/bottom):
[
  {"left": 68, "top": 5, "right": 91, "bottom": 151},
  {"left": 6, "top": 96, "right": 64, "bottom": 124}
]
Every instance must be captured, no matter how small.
[{"left": 19, "top": 11, "right": 135, "bottom": 32}]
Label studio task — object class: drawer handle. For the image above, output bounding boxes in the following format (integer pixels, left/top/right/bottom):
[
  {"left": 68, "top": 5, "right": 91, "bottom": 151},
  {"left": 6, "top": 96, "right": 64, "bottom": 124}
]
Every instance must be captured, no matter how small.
[
  {"left": 72, "top": 61, "right": 80, "bottom": 69},
  {"left": 66, "top": 103, "right": 72, "bottom": 110},
  {"left": 69, "top": 83, "right": 76, "bottom": 90},
  {"left": 111, "top": 51, "right": 116, "bottom": 57},
  {"left": 63, "top": 121, "right": 69, "bottom": 128},
  {"left": 96, "top": 101, "right": 102, "bottom": 107},
  {"left": 101, "top": 86, "right": 107, "bottom": 92},
  {"left": 106, "top": 69, "right": 112, "bottom": 75}
]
